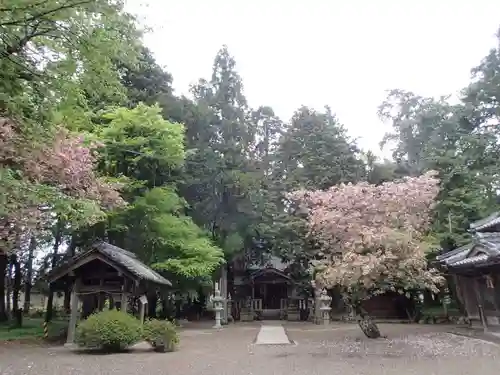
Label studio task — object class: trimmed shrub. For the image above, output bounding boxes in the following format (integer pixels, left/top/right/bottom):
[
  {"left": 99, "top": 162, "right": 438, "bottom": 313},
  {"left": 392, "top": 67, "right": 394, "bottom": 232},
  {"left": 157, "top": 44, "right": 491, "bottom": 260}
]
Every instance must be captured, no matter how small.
[
  {"left": 143, "top": 319, "right": 179, "bottom": 352},
  {"left": 75, "top": 310, "right": 142, "bottom": 351}
]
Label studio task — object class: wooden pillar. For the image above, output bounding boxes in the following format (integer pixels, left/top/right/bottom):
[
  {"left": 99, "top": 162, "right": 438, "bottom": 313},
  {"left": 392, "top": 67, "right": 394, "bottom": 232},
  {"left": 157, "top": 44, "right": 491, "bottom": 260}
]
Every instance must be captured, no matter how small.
[
  {"left": 250, "top": 281, "right": 255, "bottom": 317},
  {"left": 121, "top": 278, "right": 129, "bottom": 313},
  {"left": 474, "top": 277, "right": 488, "bottom": 331},
  {"left": 65, "top": 278, "right": 81, "bottom": 347},
  {"left": 98, "top": 278, "right": 105, "bottom": 311},
  {"left": 452, "top": 275, "right": 467, "bottom": 315},
  {"left": 492, "top": 274, "right": 500, "bottom": 320}
]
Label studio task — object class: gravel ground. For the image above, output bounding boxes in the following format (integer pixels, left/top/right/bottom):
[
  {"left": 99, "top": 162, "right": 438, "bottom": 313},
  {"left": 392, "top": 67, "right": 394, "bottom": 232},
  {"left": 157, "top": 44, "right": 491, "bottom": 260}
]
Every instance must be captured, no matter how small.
[{"left": 1, "top": 323, "right": 499, "bottom": 375}]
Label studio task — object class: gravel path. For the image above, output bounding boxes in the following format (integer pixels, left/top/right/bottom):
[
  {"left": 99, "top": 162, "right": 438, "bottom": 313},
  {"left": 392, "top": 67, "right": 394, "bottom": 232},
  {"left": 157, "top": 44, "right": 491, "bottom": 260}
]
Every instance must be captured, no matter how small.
[{"left": 1, "top": 323, "right": 499, "bottom": 375}]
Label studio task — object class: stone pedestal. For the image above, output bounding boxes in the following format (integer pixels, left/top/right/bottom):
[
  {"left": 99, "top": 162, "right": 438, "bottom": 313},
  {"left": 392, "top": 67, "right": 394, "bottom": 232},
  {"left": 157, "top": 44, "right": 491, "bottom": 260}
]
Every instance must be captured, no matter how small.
[
  {"left": 319, "top": 289, "right": 332, "bottom": 325},
  {"left": 212, "top": 284, "right": 224, "bottom": 329}
]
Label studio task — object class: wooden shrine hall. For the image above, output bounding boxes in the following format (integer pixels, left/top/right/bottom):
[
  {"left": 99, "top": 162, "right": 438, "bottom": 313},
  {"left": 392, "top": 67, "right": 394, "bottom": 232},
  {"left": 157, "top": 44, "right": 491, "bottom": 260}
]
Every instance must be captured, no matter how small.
[
  {"left": 47, "top": 241, "right": 171, "bottom": 346},
  {"left": 437, "top": 213, "right": 500, "bottom": 332}
]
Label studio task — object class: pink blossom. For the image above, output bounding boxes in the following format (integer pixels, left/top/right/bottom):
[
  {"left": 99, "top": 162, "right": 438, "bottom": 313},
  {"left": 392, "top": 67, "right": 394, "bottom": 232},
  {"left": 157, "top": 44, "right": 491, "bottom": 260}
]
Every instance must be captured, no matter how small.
[{"left": 289, "top": 172, "right": 444, "bottom": 295}]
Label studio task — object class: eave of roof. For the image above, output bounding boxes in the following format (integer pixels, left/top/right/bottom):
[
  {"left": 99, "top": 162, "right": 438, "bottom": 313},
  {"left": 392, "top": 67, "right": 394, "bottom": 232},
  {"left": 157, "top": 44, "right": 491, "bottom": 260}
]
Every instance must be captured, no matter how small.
[
  {"left": 249, "top": 267, "right": 293, "bottom": 281},
  {"left": 436, "top": 243, "right": 471, "bottom": 263},
  {"left": 447, "top": 254, "right": 489, "bottom": 268},
  {"left": 470, "top": 212, "right": 500, "bottom": 232},
  {"left": 47, "top": 241, "right": 171, "bottom": 286}
]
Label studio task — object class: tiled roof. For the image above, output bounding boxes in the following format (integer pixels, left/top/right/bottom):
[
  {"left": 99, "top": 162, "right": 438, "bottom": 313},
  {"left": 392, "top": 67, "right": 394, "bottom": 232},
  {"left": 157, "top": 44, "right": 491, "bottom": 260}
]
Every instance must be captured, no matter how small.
[
  {"left": 441, "top": 249, "right": 470, "bottom": 265},
  {"left": 247, "top": 255, "right": 290, "bottom": 271},
  {"left": 475, "top": 232, "right": 500, "bottom": 246},
  {"left": 470, "top": 212, "right": 500, "bottom": 232},
  {"left": 437, "top": 236, "right": 500, "bottom": 270},
  {"left": 449, "top": 254, "right": 489, "bottom": 267},
  {"left": 438, "top": 213, "right": 500, "bottom": 271},
  {"left": 436, "top": 243, "right": 471, "bottom": 263}
]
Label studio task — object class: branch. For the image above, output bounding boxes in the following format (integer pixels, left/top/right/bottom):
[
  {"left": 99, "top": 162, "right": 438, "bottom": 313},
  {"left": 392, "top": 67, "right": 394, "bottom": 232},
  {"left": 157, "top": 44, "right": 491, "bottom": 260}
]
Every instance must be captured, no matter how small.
[
  {"left": 0, "top": 0, "right": 51, "bottom": 13},
  {"left": 0, "top": 0, "right": 93, "bottom": 27},
  {"left": 1, "top": 19, "right": 58, "bottom": 59}
]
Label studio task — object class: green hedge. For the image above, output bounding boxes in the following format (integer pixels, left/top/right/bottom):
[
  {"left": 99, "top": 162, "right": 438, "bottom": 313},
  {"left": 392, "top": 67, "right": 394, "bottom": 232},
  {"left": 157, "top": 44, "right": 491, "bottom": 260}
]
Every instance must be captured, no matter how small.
[
  {"left": 75, "top": 310, "right": 142, "bottom": 351},
  {"left": 143, "top": 319, "right": 179, "bottom": 352}
]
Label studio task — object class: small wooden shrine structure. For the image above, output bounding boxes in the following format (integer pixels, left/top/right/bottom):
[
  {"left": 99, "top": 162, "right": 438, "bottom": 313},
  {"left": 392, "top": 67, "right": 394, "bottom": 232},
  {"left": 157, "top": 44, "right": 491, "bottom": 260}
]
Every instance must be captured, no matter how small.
[
  {"left": 227, "top": 253, "right": 406, "bottom": 322},
  {"left": 229, "top": 254, "right": 311, "bottom": 321},
  {"left": 47, "top": 241, "right": 171, "bottom": 346},
  {"left": 437, "top": 212, "right": 500, "bottom": 331}
]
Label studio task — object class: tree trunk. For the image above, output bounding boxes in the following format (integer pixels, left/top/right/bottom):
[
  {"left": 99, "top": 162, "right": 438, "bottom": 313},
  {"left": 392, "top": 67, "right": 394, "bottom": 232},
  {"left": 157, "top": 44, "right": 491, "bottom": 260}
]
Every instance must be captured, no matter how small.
[
  {"left": 0, "top": 253, "right": 8, "bottom": 322},
  {"left": 220, "top": 264, "right": 228, "bottom": 324},
  {"left": 6, "top": 257, "right": 12, "bottom": 318},
  {"left": 355, "top": 304, "right": 383, "bottom": 339},
  {"left": 11, "top": 254, "right": 20, "bottom": 312},
  {"left": 11, "top": 254, "right": 22, "bottom": 327},
  {"left": 23, "top": 236, "right": 36, "bottom": 313},
  {"left": 45, "top": 218, "right": 63, "bottom": 323}
]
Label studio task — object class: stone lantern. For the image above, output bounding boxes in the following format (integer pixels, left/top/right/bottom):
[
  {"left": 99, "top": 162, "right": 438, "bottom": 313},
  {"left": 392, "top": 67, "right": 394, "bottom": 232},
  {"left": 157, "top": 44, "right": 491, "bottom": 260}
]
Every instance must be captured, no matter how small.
[
  {"left": 212, "top": 283, "right": 224, "bottom": 329},
  {"left": 319, "top": 289, "right": 332, "bottom": 325}
]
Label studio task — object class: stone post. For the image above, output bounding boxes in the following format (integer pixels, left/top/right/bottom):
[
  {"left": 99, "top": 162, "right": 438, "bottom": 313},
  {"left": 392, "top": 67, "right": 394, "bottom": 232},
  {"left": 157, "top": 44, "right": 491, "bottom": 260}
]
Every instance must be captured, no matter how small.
[
  {"left": 65, "top": 278, "right": 81, "bottom": 347},
  {"left": 319, "top": 289, "right": 332, "bottom": 325},
  {"left": 313, "top": 285, "right": 322, "bottom": 324},
  {"left": 212, "top": 283, "right": 224, "bottom": 329},
  {"left": 138, "top": 295, "right": 148, "bottom": 324},
  {"left": 308, "top": 298, "right": 315, "bottom": 322},
  {"left": 227, "top": 293, "right": 233, "bottom": 323}
]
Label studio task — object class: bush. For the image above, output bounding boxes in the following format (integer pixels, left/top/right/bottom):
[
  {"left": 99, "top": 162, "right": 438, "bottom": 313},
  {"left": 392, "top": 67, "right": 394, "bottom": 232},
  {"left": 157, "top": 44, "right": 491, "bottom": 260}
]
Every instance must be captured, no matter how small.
[
  {"left": 75, "top": 310, "right": 142, "bottom": 351},
  {"left": 142, "top": 319, "right": 179, "bottom": 352}
]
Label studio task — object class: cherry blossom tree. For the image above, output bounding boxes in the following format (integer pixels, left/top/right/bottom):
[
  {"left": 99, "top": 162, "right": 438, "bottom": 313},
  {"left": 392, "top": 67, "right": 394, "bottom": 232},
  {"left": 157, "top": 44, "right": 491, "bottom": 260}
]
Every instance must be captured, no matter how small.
[
  {"left": 289, "top": 171, "right": 444, "bottom": 337},
  {"left": 0, "top": 116, "right": 124, "bottom": 250}
]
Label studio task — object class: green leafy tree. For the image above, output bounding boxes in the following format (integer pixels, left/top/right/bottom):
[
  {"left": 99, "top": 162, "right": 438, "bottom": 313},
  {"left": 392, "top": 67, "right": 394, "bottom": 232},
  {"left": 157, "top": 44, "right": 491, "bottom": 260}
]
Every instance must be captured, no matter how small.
[
  {"left": 124, "top": 187, "right": 224, "bottom": 280},
  {"left": 97, "top": 104, "right": 224, "bottom": 285},
  {"left": 379, "top": 84, "right": 500, "bottom": 248},
  {"left": 274, "top": 106, "right": 365, "bottom": 191}
]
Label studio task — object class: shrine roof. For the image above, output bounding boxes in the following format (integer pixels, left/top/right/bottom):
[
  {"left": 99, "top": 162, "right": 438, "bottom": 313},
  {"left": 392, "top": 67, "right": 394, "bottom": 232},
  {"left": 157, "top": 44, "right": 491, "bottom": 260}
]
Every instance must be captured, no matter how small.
[
  {"left": 246, "top": 255, "right": 290, "bottom": 272},
  {"left": 249, "top": 267, "right": 293, "bottom": 281},
  {"left": 47, "top": 241, "right": 171, "bottom": 286},
  {"left": 437, "top": 233, "right": 500, "bottom": 272},
  {"left": 449, "top": 254, "right": 489, "bottom": 267},
  {"left": 470, "top": 212, "right": 500, "bottom": 232},
  {"left": 435, "top": 243, "right": 471, "bottom": 264}
]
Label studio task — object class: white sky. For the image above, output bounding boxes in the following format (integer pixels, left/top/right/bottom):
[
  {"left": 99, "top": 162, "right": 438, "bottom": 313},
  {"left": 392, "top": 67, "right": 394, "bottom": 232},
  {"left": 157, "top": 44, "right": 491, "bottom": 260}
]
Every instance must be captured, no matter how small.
[{"left": 126, "top": 0, "right": 500, "bottom": 157}]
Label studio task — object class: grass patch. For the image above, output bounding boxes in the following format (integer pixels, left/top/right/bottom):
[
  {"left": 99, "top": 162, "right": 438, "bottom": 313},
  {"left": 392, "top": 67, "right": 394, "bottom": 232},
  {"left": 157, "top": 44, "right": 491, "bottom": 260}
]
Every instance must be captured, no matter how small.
[{"left": 0, "top": 317, "right": 68, "bottom": 341}]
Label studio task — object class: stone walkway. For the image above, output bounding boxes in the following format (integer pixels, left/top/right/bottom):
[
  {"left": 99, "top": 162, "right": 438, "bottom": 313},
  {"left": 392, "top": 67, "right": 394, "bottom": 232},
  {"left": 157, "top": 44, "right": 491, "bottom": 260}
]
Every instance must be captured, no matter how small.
[
  {"left": 255, "top": 322, "right": 291, "bottom": 345},
  {"left": 1, "top": 323, "right": 500, "bottom": 375}
]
